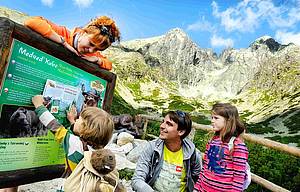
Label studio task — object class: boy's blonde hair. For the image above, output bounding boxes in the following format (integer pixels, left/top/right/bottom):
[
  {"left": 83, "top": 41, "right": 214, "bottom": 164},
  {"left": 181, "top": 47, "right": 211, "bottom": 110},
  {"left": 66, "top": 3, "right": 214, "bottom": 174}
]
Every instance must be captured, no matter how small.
[
  {"left": 83, "top": 16, "right": 120, "bottom": 51},
  {"left": 79, "top": 107, "right": 114, "bottom": 149}
]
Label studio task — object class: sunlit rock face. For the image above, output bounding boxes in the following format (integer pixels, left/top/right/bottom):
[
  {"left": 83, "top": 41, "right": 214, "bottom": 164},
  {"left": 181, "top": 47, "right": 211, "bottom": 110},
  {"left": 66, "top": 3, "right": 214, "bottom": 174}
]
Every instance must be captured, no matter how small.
[
  {"left": 116, "top": 29, "right": 299, "bottom": 101},
  {"left": 107, "top": 29, "right": 299, "bottom": 138},
  {"left": 120, "top": 28, "right": 218, "bottom": 96}
]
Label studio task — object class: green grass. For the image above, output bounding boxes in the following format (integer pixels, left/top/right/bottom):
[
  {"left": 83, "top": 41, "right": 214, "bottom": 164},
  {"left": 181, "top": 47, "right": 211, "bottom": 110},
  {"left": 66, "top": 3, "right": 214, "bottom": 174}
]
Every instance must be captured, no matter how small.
[
  {"left": 193, "top": 129, "right": 211, "bottom": 152},
  {"left": 190, "top": 114, "right": 211, "bottom": 125},
  {"left": 110, "top": 91, "right": 144, "bottom": 116},
  {"left": 119, "top": 168, "right": 135, "bottom": 180},
  {"left": 190, "top": 99, "right": 205, "bottom": 109},
  {"left": 246, "top": 123, "right": 275, "bottom": 134},
  {"left": 246, "top": 142, "right": 300, "bottom": 191},
  {"left": 246, "top": 114, "right": 281, "bottom": 134},
  {"left": 282, "top": 108, "right": 300, "bottom": 133},
  {"left": 239, "top": 110, "right": 255, "bottom": 121},
  {"left": 127, "top": 82, "right": 142, "bottom": 98},
  {"left": 152, "top": 88, "right": 160, "bottom": 98},
  {"left": 168, "top": 100, "right": 195, "bottom": 112},
  {"left": 266, "top": 135, "right": 300, "bottom": 147},
  {"left": 146, "top": 121, "right": 160, "bottom": 136},
  {"left": 253, "top": 90, "right": 277, "bottom": 106},
  {"left": 229, "top": 98, "right": 244, "bottom": 104}
]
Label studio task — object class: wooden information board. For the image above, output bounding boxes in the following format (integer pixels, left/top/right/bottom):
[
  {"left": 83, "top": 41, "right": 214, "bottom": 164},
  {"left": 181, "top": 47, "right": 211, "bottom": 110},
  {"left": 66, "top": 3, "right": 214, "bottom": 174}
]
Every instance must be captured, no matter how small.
[{"left": 0, "top": 17, "right": 116, "bottom": 187}]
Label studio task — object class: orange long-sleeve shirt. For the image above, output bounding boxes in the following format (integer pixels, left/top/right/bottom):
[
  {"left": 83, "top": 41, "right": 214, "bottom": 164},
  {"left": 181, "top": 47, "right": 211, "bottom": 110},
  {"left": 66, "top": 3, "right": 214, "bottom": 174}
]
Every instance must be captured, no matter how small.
[{"left": 24, "top": 16, "right": 112, "bottom": 70}]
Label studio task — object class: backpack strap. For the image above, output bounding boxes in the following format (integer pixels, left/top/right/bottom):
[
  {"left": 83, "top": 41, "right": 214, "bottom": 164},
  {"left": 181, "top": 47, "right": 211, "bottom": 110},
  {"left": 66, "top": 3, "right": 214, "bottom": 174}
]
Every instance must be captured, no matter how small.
[
  {"left": 62, "top": 137, "right": 88, "bottom": 178},
  {"left": 61, "top": 154, "right": 72, "bottom": 178},
  {"left": 228, "top": 136, "right": 236, "bottom": 152}
]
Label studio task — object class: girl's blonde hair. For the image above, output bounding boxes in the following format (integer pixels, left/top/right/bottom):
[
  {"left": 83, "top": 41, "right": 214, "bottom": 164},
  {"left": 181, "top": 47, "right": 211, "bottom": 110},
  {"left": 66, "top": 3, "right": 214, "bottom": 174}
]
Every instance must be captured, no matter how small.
[
  {"left": 79, "top": 107, "right": 114, "bottom": 149},
  {"left": 212, "top": 103, "right": 245, "bottom": 143},
  {"left": 83, "top": 16, "right": 120, "bottom": 51}
]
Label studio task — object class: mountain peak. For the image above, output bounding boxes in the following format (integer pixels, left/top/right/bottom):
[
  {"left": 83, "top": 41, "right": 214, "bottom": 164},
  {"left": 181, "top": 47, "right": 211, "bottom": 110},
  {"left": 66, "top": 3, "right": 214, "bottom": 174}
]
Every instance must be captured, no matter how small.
[
  {"left": 255, "top": 35, "right": 273, "bottom": 42},
  {"left": 167, "top": 28, "right": 186, "bottom": 34},
  {"left": 250, "top": 35, "right": 282, "bottom": 52},
  {"left": 165, "top": 28, "right": 188, "bottom": 39}
]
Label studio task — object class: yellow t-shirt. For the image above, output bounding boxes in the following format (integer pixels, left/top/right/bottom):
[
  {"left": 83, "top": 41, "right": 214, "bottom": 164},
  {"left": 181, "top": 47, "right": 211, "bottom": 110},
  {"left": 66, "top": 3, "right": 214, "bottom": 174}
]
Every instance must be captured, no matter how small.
[{"left": 153, "top": 145, "right": 186, "bottom": 192}]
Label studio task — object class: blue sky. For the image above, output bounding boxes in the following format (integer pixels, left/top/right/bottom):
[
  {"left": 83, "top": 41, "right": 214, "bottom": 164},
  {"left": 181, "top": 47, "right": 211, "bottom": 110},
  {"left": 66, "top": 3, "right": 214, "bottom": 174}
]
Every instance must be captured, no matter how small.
[{"left": 1, "top": 0, "right": 300, "bottom": 54}]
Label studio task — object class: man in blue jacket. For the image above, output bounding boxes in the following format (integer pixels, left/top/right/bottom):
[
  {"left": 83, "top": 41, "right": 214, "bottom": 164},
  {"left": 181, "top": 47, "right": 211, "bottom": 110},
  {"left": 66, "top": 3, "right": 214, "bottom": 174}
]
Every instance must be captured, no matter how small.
[{"left": 132, "top": 110, "right": 202, "bottom": 192}]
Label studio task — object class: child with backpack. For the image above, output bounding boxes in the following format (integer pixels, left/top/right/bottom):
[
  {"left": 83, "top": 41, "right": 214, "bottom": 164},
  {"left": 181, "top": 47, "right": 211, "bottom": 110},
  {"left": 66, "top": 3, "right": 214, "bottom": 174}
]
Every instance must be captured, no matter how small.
[
  {"left": 31, "top": 95, "right": 114, "bottom": 176},
  {"left": 193, "top": 103, "right": 250, "bottom": 192},
  {"left": 64, "top": 148, "right": 121, "bottom": 192}
]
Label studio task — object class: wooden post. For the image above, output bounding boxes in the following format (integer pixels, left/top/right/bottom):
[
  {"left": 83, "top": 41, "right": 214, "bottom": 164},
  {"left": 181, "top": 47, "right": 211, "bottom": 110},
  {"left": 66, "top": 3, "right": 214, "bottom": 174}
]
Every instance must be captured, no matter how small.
[
  {"left": 192, "top": 122, "right": 214, "bottom": 132},
  {"left": 139, "top": 114, "right": 163, "bottom": 122},
  {"left": 141, "top": 119, "right": 148, "bottom": 140},
  {"left": 241, "top": 133, "right": 300, "bottom": 158}
]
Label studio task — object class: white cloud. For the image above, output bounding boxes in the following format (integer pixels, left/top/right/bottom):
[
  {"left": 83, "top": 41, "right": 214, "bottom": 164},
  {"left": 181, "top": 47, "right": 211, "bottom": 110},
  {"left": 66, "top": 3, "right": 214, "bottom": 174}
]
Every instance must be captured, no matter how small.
[
  {"left": 73, "top": 0, "right": 93, "bottom": 8},
  {"left": 187, "top": 16, "right": 215, "bottom": 32},
  {"left": 275, "top": 30, "right": 300, "bottom": 46},
  {"left": 212, "top": 0, "right": 264, "bottom": 32},
  {"left": 211, "top": 34, "right": 234, "bottom": 48},
  {"left": 267, "top": 4, "right": 300, "bottom": 28},
  {"left": 212, "top": 0, "right": 300, "bottom": 32},
  {"left": 41, "top": 0, "right": 54, "bottom": 7}
]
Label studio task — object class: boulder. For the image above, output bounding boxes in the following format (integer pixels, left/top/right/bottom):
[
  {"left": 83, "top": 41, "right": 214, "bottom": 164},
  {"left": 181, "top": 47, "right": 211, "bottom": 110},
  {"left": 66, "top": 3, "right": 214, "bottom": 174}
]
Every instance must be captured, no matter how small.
[
  {"left": 117, "top": 132, "right": 134, "bottom": 146},
  {"left": 127, "top": 140, "right": 149, "bottom": 163}
]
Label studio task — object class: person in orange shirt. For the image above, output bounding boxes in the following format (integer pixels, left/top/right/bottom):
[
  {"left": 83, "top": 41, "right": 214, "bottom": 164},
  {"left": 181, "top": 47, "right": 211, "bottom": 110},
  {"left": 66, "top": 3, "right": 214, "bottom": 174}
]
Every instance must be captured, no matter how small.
[{"left": 24, "top": 16, "right": 120, "bottom": 70}]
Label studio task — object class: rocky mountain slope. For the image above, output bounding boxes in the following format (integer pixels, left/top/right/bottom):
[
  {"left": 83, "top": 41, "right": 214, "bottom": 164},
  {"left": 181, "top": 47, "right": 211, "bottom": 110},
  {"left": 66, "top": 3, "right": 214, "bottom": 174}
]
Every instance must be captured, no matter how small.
[
  {"left": 104, "top": 25, "right": 299, "bottom": 142},
  {"left": 0, "top": 6, "right": 29, "bottom": 24},
  {"left": 112, "top": 30, "right": 298, "bottom": 100}
]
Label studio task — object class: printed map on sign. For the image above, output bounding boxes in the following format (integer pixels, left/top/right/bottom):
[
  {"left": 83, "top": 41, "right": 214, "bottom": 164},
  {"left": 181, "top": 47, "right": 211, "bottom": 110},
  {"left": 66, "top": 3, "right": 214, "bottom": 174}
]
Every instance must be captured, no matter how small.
[
  {"left": 42, "top": 79, "right": 106, "bottom": 125},
  {"left": 43, "top": 79, "right": 83, "bottom": 114}
]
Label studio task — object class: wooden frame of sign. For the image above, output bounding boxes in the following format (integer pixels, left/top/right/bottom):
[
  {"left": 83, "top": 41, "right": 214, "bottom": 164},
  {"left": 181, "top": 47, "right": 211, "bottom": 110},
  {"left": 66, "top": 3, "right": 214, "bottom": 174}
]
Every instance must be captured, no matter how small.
[{"left": 0, "top": 17, "right": 116, "bottom": 187}]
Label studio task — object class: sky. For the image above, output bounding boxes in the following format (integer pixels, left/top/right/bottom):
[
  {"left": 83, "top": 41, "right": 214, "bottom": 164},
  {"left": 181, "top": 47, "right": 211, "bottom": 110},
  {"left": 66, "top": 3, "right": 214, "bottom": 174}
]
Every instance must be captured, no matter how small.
[{"left": 1, "top": 0, "right": 300, "bottom": 54}]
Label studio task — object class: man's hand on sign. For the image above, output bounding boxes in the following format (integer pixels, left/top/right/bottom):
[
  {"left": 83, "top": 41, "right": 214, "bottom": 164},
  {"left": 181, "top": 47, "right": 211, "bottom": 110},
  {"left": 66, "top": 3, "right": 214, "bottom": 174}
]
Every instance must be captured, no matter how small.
[{"left": 32, "top": 95, "right": 45, "bottom": 108}]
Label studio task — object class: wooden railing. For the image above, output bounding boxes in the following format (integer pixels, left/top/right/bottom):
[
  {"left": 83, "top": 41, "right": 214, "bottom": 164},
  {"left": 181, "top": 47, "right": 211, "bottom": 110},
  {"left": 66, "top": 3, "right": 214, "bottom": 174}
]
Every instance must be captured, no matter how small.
[{"left": 139, "top": 114, "right": 300, "bottom": 192}]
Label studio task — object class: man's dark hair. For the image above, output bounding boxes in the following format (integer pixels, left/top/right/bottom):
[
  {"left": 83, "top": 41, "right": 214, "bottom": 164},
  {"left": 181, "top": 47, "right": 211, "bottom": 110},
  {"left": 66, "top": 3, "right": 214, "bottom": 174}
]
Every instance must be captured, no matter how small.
[{"left": 166, "top": 110, "right": 192, "bottom": 139}]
